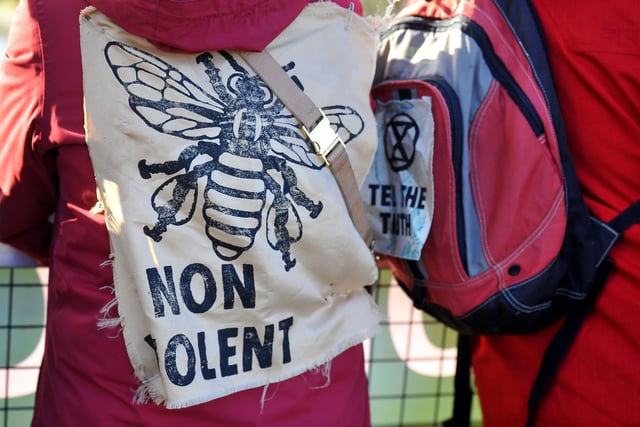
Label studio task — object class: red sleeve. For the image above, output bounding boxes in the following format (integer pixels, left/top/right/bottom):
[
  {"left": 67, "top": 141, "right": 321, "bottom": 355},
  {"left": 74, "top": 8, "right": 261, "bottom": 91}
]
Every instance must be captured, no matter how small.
[{"left": 0, "top": 1, "right": 57, "bottom": 264}]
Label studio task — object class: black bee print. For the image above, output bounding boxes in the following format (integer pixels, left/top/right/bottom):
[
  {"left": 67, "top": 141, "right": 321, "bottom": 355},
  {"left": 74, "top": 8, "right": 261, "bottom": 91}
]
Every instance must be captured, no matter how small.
[{"left": 104, "top": 42, "right": 364, "bottom": 271}]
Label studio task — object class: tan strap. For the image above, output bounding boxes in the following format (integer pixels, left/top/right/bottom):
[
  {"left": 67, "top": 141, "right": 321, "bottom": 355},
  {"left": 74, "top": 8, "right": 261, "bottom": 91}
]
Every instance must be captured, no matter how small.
[
  {"left": 237, "top": 49, "right": 374, "bottom": 247},
  {"left": 238, "top": 50, "right": 320, "bottom": 130},
  {"left": 326, "top": 143, "right": 375, "bottom": 245}
]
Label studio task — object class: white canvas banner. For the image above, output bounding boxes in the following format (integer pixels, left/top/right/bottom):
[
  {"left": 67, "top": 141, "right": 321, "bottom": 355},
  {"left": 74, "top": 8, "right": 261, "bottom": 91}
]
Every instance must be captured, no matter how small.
[{"left": 80, "top": 4, "right": 381, "bottom": 409}]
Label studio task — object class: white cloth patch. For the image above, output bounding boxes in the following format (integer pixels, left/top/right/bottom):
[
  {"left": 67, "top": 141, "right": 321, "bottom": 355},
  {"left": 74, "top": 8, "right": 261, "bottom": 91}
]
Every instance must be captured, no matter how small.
[
  {"left": 80, "top": 4, "right": 381, "bottom": 409},
  {"left": 362, "top": 97, "right": 435, "bottom": 260}
]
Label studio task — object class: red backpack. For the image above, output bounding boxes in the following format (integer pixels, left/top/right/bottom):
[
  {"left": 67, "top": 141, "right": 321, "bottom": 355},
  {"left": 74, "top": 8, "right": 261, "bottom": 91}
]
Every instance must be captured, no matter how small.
[{"left": 364, "top": 0, "right": 640, "bottom": 424}]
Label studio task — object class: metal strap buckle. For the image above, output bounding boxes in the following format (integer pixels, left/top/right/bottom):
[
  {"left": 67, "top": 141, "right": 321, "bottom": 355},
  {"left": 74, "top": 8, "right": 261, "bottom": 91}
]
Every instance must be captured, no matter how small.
[{"left": 302, "top": 113, "right": 344, "bottom": 167}]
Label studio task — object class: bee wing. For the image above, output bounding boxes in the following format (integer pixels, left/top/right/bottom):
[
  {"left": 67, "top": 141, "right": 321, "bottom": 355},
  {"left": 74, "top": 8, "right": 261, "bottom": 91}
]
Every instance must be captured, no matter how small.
[
  {"left": 269, "top": 105, "right": 365, "bottom": 169},
  {"left": 270, "top": 115, "right": 323, "bottom": 170},
  {"left": 266, "top": 200, "right": 303, "bottom": 248},
  {"left": 104, "top": 41, "right": 227, "bottom": 141},
  {"left": 322, "top": 105, "right": 365, "bottom": 145},
  {"left": 150, "top": 174, "right": 199, "bottom": 226}
]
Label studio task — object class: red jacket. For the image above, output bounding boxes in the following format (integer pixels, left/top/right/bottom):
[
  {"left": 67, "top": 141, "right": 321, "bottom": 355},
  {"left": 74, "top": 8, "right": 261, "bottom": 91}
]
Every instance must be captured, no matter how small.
[
  {"left": 472, "top": 1, "right": 640, "bottom": 426},
  {"left": 0, "top": 1, "right": 371, "bottom": 426}
]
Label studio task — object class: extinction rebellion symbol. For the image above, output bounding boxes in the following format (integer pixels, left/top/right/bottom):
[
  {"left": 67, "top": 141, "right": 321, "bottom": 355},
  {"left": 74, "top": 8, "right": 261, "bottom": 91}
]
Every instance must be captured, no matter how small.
[{"left": 384, "top": 112, "right": 419, "bottom": 172}]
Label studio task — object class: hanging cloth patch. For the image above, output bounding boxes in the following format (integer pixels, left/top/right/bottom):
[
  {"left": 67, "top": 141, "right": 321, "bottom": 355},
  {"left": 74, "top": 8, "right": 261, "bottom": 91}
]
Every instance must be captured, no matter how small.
[
  {"left": 79, "top": 4, "right": 381, "bottom": 409},
  {"left": 362, "top": 93, "right": 435, "bottom": 260}
]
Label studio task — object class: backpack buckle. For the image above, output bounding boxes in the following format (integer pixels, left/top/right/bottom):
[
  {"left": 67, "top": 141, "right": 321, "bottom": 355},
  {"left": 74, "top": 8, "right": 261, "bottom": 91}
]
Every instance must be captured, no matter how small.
[{"left": 302, "top": 113, "right": 344, "bottom": 167}]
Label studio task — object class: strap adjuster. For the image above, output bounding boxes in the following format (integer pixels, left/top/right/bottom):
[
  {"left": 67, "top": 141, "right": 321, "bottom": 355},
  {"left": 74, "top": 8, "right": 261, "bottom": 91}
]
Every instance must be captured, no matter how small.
[{"left": 302, "top": 113, "right": 344, "bottom": 166}]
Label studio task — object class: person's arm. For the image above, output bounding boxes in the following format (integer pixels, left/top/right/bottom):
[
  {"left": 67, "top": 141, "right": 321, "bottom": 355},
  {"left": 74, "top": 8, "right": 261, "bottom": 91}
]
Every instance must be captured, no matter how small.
[{"left": 0, "top": 1, "right": 58, "bottom": 264}]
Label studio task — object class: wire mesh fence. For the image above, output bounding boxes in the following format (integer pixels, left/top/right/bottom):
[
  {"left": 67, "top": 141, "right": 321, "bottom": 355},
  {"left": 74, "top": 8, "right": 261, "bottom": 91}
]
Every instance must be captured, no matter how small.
[
  {"left": 0, "top": 265, "right": 46, "bottom": 427},
  {"left": 366, "top": 269, "right": 482, "bottom": 426}
]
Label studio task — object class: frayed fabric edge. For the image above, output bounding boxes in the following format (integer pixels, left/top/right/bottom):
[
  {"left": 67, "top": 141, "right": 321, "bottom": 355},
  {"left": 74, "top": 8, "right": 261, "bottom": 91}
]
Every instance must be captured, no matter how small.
[
  {"left": 364, "top": 0, "right": 399, "bottom": 33},
  {"left": 94, "top": 254, "right": 168, "bottom": 406},
  {"left": 96, "top": 255, "right": 123, "bottom": 333},
  {"left": 91, "top": 257, "right": 374, "bottom": 410},
  {"left": 258, "top": 358, "right": 330, "bottom": 413},
  {"left": 133, "top": 371, "right": 166, "bottom": 406},
  {"left": 97, "top": 247, "right": 382, "bottom": 410},
  {"left": 308, "top": 358, "right": 332, "bottom": 390},
  {"left": 97, "top": 286, "right": 122, "bottom": 331},
  {"left": 153, "top": 323, "right": 381, "bottom": 410}
]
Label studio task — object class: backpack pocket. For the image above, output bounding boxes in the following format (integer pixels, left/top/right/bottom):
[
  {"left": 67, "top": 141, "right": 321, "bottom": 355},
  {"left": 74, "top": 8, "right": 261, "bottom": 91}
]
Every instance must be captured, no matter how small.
[{"left": 371, "top": 15, "right": 567, "bottom": 333}]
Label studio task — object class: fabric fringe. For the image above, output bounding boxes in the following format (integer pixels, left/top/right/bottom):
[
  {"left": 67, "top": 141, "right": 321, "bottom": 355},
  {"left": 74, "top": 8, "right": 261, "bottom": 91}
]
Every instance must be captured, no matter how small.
[
  {"left": 384, "top": 0, "right": 401, "bottom": 19},
  {"left": 94, "top": 253, "right": 167, "bottom": 406},
  {"left": 364, "top": 0, "right": 399, "bottom": 32},
  {"left": 160, "top": 321, "right": 380, "bottom": 410},
  {"left": 97, "top": 297, "right": 122, "bottom": 332},
  {"left": 100, "top": 258, "right": 114, "bottom": 268},
  {"left": 96, "top": 253, "right": 122, "bottom": 334},
  {"left": 133, "top": 372, "right": 165, "bottom": 406},
  {"left": 159, "top": 289, "right": 382, "bottom": 409},
  {"left": 124, "top": 290, "right": 381, "bottom": 410},
  {"left": 132, "top": 383, "right": 152, "bottom": 405},
  {"left": 89, "top": 187, "right": 105, "bottom": 215},
  {"left": 257, "top": 358, "right": 331, "bottom": 413},
  {"left": 309, "top": 359, "right": 332, "bottom": 390},
  {"left": 259, "top": 382, "right": 274, "bottom": 413}
]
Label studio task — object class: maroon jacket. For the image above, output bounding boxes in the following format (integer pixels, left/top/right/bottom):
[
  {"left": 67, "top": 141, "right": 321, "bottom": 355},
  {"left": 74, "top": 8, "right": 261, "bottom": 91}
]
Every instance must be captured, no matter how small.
[{"left": 0, "top": 1, "right": 371, "bottom": 426}]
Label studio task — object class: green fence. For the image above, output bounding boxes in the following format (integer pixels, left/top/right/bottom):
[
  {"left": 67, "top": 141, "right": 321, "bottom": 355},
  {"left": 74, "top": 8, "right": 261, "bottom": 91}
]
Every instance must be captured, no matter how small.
[{"left": 0, "top": 265, "right": 46, "bottom": 427}]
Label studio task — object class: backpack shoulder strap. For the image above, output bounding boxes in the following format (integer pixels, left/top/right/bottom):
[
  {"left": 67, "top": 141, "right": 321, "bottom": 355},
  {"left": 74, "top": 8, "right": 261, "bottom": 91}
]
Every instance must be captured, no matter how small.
[
  {"left": 527, "top": 201, "right": 640, "bottom": 426},
  {"left": 444, "top": 334, "right": 473, "bottom": 427}
]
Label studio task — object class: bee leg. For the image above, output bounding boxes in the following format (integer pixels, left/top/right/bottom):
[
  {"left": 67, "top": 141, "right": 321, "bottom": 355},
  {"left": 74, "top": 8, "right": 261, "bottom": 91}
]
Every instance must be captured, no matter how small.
[
  {"left": 143, "top": 200, "right": 185, "bottom": 242},
  {"left": 274, "top": 226, "right": 299, "bottom": 272},
  {"left": 278, "top": 160, "right": 323, "bottom": 218},
  {"left": 280, "top": 62, "right": 304, "bottom": 91},
  {"left": 138, "top": 160, "right": 153, "bottom": 179},
  {"left": 283, "top": 255, "right": 296, "bottom": 272},
  {"left": 143, "top": 199, "right": 188, "bottom": 241},
  {"left": 199, "top": 51, "right": 236, "bottom": 104},
  {"left": 281, "top": 61, "right": 296, "bottom": 73},
  {"left": 307, "top": 200, "right": 323, "bottom": 219},
  {"left": 264, "top": 179, "right": 302, "bottom": 271},
  {"left": 143, "top": 223, "right": 167, "bottom": 242},
  {"left": 271, "top": 201, "right": 297, "bottom": 271},
  {"left": 138, "top": 144, "right": 206, "bottom": 179}
]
